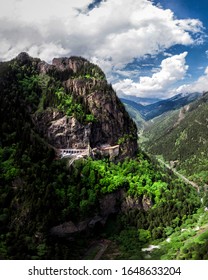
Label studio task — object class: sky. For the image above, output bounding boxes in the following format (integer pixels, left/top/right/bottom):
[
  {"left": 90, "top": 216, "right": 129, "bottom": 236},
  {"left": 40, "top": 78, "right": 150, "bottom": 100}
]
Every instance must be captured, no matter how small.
[{"left": 1, "top": 0, "right": 208, "bottom": 99}]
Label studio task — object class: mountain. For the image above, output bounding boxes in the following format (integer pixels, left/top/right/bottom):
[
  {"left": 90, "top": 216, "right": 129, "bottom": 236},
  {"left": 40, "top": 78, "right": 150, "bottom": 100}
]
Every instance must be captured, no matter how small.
[
  {"left": 120, "top": 98, "right": 145, "bottom": 130},
  {"left": 0, "top": 53, "right": 205, "bottom": 260},
  {"left": 142, "top": 92, "right": 202, "bottom": 120},
  {"left": 120, "top": 98, "right": 144, "bottom": 111},
  {"left": 142, "top": 92, "right": 208, "bottom": 186},
  {"left": 118, "top": 93, "right": 161, "bottom": 105},
  {"left": 0, "top": 53, "right": 138, "bottom": 159},
  {"left": 121, "top": 92, "right": 202, "bottom": 122},
  {"left": 0, "top": 53, "right": 140, "bottom": 259}
]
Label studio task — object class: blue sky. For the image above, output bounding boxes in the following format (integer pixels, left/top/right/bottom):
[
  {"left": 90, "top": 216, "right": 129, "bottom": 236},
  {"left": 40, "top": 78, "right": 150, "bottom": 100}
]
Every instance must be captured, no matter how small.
[
  {"left": 157, "top": 0, "right": 208, "bottom": 74},
  {"left": 1, "top": 0, "right": 208, "bottom": 98},
  {"left": 114, "top": 0, "right": 208, "bottom": 98}
]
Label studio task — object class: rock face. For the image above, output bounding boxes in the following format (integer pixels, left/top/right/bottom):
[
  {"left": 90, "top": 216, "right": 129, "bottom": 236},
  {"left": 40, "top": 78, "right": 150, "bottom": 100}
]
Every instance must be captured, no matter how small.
[
  {"left": 50, "top": 189, "right": 153, "bottom": 238},
  {"left": 36, "top": 55, "right": 138, "bottom": 158},
  {"left": 52, "top": 57, "right": 89, "bottom": 74},
  {"left": 64, "top": 77, "right": 138, "bottom": 157},
  {"left": 35, "top": 109, "right": 91, "bottom": 149},
  {"left": 121, "top": 194, "right": 153, "bottom": 212}
]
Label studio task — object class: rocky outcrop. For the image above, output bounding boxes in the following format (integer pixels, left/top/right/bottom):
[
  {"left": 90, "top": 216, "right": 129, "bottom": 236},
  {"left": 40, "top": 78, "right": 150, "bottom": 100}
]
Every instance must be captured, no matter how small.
[
  {"left": 12, "top": 53, "right": 137, "bottom": 158},
  {"left": 34, "top": 109, "right": 91, "bottom": 149},
  {"left": 50, "top": 189, "right": 153, "bottom": 238},
  {"left": 50, "top": 220, "right": 90, "bottom": 238},
  {"left": 52, "top": 57, "right": 89, "bottom": 74},
  {"left": 64, "top": 78, "right": 138, "bottom": 157},
  {"left": 99, "top": 189, "right": 125, "bottom": 216},
  {"left": 121, "top": 194, "right": 153, "bottom": 212},
  {"left": 36, "top": 55, "right": 138, "bottom": 159}
]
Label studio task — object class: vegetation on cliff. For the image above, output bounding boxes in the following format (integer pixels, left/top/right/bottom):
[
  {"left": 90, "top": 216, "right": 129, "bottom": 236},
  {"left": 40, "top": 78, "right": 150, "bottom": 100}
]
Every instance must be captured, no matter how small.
[{"left": 0, "top": 53, "right": 206, "bottom": 260}]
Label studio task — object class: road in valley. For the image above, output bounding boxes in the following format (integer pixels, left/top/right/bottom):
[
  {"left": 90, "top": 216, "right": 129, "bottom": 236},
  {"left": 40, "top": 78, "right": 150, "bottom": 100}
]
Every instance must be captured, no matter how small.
[{"left": 157, "top": 158, "right": 200, "bottom": 193}]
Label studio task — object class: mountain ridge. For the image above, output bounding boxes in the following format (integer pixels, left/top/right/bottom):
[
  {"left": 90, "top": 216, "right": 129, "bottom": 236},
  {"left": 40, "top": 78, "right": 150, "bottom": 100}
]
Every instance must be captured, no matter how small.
[
  {"left": 121, "top": 92, "right": 202, "bottom": 121},
  {"left": 142, "top": 91, "right": 208, "bottom": 186}
]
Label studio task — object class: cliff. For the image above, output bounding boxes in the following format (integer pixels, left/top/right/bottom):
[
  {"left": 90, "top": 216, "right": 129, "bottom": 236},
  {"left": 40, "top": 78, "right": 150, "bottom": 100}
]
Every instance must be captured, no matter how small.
[{"left": 35, "top": 54, "right": 138, "bottom": 159}]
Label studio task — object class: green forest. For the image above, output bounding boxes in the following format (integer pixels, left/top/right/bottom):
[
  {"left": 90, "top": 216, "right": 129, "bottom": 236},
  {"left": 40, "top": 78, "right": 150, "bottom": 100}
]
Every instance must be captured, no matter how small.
[{"left": 0, "top": 54, "right": 208, "bottom": 260}]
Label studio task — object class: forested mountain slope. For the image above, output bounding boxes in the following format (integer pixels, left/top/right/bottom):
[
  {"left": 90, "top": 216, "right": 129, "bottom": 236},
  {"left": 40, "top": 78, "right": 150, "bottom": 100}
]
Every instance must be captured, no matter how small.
[
  {"left": 142, "top": 92, "right": 208, "bottom": 186},
  {"left": 0, "top": 53, "right": 205, "bottom": 260},
  {"left": 120, "top": 98, "right": 145, "bottom": 130},
  {"left": 0, "top": 52, "right": 138, "bottom": 159}
]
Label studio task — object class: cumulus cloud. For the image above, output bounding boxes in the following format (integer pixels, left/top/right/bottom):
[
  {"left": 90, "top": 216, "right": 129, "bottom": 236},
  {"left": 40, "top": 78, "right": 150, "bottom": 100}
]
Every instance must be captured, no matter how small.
[
  {"left": 75, "top": 0, "right": 203, "bottom": 71},
  {"left": 113, "top": 52, "right": 188, "bottom": 98},
  {"left": 0, "top": 0, "right": 91, "bottom": 61},
  {"left": 175, "top": 67, "right": 208, "bottom": 94},
  {"left": 0, "top": 0, "right": 204, "bottom": 73},
  {"left": 1, "top": 0, "right": 206, "bottom": 98}
]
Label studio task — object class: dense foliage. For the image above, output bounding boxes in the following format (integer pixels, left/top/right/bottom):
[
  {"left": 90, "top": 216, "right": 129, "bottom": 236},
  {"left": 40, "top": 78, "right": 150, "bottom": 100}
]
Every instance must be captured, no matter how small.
[
  {"left": 0, "top": 55, "right": 206, "bottom": 260},
  {"left": 0, "top": 141, "right": 201, "bottom": 259}
]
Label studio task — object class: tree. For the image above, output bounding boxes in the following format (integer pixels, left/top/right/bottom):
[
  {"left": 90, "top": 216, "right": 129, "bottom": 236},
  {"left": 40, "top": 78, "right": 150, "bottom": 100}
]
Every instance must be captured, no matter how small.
[{"left": 138, "top": 229, "right": 151, "bottom": 243}]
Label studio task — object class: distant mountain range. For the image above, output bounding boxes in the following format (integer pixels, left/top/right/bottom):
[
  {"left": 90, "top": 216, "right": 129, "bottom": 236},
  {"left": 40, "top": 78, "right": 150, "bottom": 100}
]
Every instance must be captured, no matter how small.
[
  {"left": 121, "top": 92, "right": 202, "bottom": 121},
  {"left": 118, "top": 94, "right": 160, "bottom": 105}
]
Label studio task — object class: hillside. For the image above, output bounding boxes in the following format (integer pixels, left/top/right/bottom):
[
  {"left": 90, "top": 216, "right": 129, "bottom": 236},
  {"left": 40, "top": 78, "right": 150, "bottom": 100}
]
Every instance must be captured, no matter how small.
[
  {"left": 142, "top": 92, "right": 208, "bottom": 186},
  {"left": 0, "top": 53, "right": 206, "bottom": 260},
  {"left": 141, "top": 92, "right": 202, "bottom": 120},
  {"left": 120, "top": 92, "right": 201, "bottom": 123},
  {"left": 0, "top": 53, "right": 138, "bottom": 159},
  {"left": 120, "top": 98, "right": 145, "bottom": 130}
]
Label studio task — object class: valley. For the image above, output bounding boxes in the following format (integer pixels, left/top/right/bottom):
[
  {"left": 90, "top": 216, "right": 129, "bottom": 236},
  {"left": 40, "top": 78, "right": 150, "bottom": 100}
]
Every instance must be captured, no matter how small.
[
  {"left": 0, "top": 53, "right": 207, "bottom": 260},
  {"left": 124, "top": 91, "right": 208, "bottom": 188},
  {"left": 157, "top": 157, "right": 200, "bottom": 193},
  {"left": 121, "top": 91, "right": 208, "bottom": 260}
]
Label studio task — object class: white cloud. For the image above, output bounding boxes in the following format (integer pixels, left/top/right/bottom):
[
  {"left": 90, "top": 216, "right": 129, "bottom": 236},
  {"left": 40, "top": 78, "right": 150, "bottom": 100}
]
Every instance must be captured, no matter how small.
[
  {"left": 163, "top": 52, "right": 173, "bottom": 57},
  {"left": 75, "top": 0, "right": 203, "bottom": 71},
  {"left": 175, "top": 67, "right": 208, "bottom": 94},
  {"left": 0, "top": 1, "right": 206, "bottom": 99},
  {"left": 0, "top": 0, "right": 90, "bottom": 22},
  {"left": 175, "top": 19, "right": 204, "bottom": 34},
  {"left": 0, "top": 0, "right": 91, "bottom": 62},
  {"left": 113, "top": 52, "right": 188, "bottom": 98},
  {"left": 114, "top": 69, "right": 141, "bottom": 79},
  {"left": 0, "top": 0, "right": 204, "bottom": 73}
]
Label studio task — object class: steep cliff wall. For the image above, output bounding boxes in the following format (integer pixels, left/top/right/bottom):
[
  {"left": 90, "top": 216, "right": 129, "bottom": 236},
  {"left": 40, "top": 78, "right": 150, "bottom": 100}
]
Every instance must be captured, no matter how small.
[
  {"left": 36, "top": 55, "right": 138, "bottom": 158},
  {"left": 34, "top": 109, "right": 91, "bottom": 149}
]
